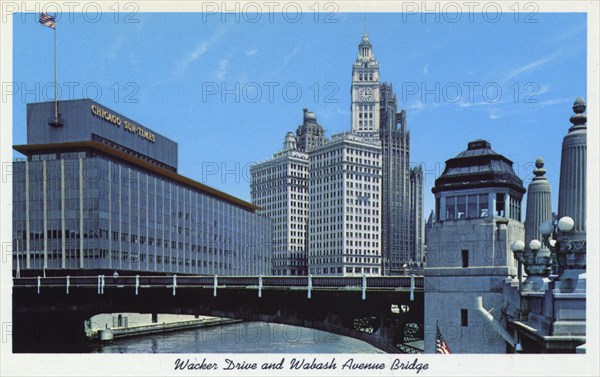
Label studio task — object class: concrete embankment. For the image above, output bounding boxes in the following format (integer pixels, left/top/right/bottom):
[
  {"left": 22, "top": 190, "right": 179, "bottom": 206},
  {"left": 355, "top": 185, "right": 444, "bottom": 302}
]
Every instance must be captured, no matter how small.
[{"left": 94, "top": 318, "right": 242, "bottom": 342}]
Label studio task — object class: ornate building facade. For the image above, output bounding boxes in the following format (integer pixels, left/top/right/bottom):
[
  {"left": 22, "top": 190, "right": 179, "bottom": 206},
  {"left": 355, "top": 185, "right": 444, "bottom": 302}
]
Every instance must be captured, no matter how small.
[
  {"left": 250, "top": 110, "right": 327, "bottom": 276},
  {"left": 351, "top": 33, "right": 381, "bottom": 133},
  {"left": 251, "top": 31, "right": 423, "bottom": 276},
  {"left": 296, "top": 108, "right": 328, "bottom": 152},
  {"left": 308, "top": 132, "right": 382, "bottom": 276}
]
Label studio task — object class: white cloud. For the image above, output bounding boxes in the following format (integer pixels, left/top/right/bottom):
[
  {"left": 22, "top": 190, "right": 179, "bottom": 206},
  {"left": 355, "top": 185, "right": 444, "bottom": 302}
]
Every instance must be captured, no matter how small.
[
  {"left": 245, "top": 49, "right": 257, "bottom": 57},
  {"left": 176, "top": 27, "right": 228, "bottom": 76},
  {"left": 537, "top": 97, "right": 572, "bottom": 107},
  {"left": 488, "top": 109, "right": 501, "bottom": 120},
  {"left": 505, "top": 49, "right": 562, "bottom": 80},
  {"left": 408, "top": 102, "right": 425, "bottom": 110},
  {"left": 536, "top": 85, "right": 550, "bottom": 96},
  {"left": 423, "top": 64, "right": 429, "bottom": 75},
  {"left": 459, "top": 100, "right": 504, "bottom": 108}
]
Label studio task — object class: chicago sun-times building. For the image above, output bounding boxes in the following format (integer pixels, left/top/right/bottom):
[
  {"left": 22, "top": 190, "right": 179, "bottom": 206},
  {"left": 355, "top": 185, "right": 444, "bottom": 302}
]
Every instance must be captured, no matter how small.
[{"left": 12, "top": 99, "right": 271, "bottom": 276}]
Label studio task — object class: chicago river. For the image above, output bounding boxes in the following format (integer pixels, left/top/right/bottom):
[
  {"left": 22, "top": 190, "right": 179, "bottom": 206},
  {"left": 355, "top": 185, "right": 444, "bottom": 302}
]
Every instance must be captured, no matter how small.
[{"left": 91, "top": 321, "right": 384, "bottom": 354}]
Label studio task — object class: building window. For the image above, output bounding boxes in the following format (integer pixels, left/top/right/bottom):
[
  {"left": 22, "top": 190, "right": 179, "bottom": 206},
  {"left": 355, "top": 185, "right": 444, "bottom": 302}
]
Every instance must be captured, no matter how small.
[
  {"left": 445, "top": 194, "right": 490, "bottom": 220},
  {"left": 446, "top": 196, "right": 456, "bottom": 220},
  {"left": 461, "top": 309, "right": 468, "bottom": 327},
  {"left": 461, "top": 249, "right": 469, "bottom": 268},
  {"left": 456, "top": 196, "right": 466, "bottom": 219},
  {"left": 496, "top": 193, "right": 505, "bottom": 217},
  {"left": 468, "top": 195, "right": 478, "bottom": 218},
  {"left": 479, "top": 194, "right": 489, "bottom": 218},
  {"left": 509, "top": 195, "right": 521, "bottom": 222}
]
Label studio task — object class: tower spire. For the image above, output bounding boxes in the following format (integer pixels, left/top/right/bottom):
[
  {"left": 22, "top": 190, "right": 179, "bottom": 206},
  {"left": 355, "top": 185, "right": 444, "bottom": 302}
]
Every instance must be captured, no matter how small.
[
  {"left": 525, "top": 156, "right": 552, "bottom": 252},
  {"left": 555, "top": 97, "right": 587, "bottom": 292},
  {"left": 351, "top": 23, "right": 379, "bottom": 133}
]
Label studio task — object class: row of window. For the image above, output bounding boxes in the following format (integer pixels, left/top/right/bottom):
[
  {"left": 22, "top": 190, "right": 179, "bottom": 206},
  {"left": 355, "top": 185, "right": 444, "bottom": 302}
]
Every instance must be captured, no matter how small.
[
  {"left": 445, "top": 194, "right": 489, "bottom": 221},
  {"left": 309, "top": 266, "right": 380, "bottom": 275},
  {"left": 440, "top": 192, "right": 521, "bottom": 222},
  {"left": 356, "top": 71, "right": 374, "bottom": 81},
  {"left": 13, "top": 155, "right": 272, "bottom": 274},
  {"left": 312, "top": 147, "right": 378, "bottom": 160}
]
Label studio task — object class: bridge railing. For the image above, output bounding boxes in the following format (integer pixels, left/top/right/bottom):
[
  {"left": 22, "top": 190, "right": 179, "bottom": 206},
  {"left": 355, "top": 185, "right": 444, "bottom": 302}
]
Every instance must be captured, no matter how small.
[
  {"left": 368, "top": 277, "right": 414, "bottom": 288},
  {"left": 13, "top": 277, "right": 38, "bottom": 286},
  {"left": 217, "top": 276, "right": 259, "bottom": 286},
  {"left": 136, "top": 276, "right": 174, "bottom": 286},
  {"left": 13, "top": 275, "right": 423, "bottom": 290},
  {"left": 313, "top": 277, "right": 362, "bottom": 287},
  {"left": 262, "top": 277, "right": 308, "bottom": 287},
  {"left": 180, "top": 276, "right": 214, "bottom": 286}
]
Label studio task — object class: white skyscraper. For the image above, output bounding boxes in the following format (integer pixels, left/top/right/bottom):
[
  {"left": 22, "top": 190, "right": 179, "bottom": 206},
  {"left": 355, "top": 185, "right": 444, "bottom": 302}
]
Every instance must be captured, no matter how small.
[
  {"left": 250, "top": 132, "right": 309, "bottom": 276},
  {"left": 251, "top": 31, "right": 423, "bottom": 277},
  {"left": 308, "top": 132, "right": 382, "bottom": 276}
]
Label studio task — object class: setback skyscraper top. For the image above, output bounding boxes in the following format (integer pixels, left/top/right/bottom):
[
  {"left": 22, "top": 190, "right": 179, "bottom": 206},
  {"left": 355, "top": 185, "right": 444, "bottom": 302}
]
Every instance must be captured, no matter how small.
[{"left": 251, "top": 31, "right": 424, "bottom": 276}]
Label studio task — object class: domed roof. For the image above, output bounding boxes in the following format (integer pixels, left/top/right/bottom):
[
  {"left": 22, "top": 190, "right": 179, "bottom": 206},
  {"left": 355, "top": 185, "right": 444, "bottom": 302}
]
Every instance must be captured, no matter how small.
[
  {"left": 432, "top": 140, "right": 525, "bottom": 195},
  {"left": 360, "top": 32, "right": 371, "bottom": 45},
  {"left": 283, "top": 131, "right": 297, "bottom": 151},
  {"left": 303, "top": 109, "right": 317, "bottom": 122}
]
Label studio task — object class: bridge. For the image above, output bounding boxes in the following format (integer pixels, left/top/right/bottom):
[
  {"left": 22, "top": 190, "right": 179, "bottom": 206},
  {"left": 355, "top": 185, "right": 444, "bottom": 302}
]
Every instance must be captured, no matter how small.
[{"left": 12, "top": 275, "right": 424, "bottom": 353}]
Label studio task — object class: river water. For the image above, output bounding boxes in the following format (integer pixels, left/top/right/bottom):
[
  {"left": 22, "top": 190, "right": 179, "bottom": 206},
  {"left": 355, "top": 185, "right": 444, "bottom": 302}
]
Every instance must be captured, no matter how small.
[{"left": 91, "top": 321, "right": 385, "bottom": 354}]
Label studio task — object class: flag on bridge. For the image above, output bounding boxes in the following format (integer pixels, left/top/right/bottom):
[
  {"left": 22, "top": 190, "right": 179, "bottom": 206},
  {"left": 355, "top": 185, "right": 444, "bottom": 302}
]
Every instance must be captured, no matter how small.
[
  {"left": 436, "top": 321, "right": 452, "bottom": 354},
  {"left": 39, "top": 12, "right": 56, "bottom": 29}
]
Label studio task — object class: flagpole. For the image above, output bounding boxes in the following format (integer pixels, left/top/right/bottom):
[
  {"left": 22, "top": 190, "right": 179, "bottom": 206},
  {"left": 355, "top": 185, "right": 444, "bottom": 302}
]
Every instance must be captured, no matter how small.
[{"left": 53, "top": 13, "right": 58, "bottom": 120}]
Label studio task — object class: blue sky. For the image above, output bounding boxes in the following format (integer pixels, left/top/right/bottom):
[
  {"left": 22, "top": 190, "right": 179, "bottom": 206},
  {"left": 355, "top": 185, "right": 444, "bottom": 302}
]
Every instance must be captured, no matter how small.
[{"left": 12, "top": 11, "right": 587, "bottom": 217}]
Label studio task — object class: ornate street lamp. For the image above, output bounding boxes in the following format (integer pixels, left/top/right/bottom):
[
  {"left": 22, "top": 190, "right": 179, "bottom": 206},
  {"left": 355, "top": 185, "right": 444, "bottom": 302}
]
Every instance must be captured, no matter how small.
[
  {"left": 538, "top": 220, "right": 558, "bottom": 263},
  {"left": 510, "top": 238, "right": 552, "bottom": 291},
  {"left": 538, "top": 216, "right": 585, "bottom": 292}
]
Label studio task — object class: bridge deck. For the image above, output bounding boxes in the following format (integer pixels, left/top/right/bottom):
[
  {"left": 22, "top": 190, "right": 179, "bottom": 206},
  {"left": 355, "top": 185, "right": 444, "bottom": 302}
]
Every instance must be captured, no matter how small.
[{"left": 13, "top": 275, "right": 424, "bottom": 291}]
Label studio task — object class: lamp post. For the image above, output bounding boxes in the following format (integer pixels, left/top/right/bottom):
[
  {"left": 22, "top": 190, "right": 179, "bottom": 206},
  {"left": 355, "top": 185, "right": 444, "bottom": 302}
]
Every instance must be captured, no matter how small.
[
  {"left": 538, "top": 216, "right": 585, "bottom": 292},
  {"left": 510, "top": 238, "right": 552, "bottom": 292},
  {"left": 538, "top": 220, "right": 557, "bottom": 269}
]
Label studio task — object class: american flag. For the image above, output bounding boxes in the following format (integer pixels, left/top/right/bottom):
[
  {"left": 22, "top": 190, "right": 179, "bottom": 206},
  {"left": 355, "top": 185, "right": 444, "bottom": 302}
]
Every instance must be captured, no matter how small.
[
  {"left": 39, "top": 12, "right": 56, "bottom": 29},
  {"left": 436, "top": 322, "right": 452, "bottom": 354}
]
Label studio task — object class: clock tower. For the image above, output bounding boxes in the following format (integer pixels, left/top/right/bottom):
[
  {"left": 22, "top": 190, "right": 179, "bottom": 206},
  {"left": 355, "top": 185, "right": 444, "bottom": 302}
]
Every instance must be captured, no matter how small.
[{"left": 351, "top": 31, "right": 380, "bottom": 132}]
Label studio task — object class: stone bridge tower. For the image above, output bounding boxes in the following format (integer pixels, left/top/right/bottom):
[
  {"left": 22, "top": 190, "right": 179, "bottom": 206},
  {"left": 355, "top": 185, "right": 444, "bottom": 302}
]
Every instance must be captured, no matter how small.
[{"left": 424, "top": 140, "right": 525, "bottom": 353}]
